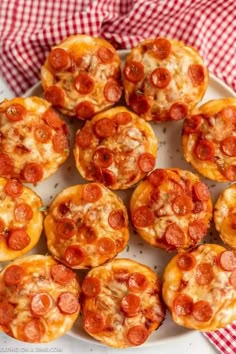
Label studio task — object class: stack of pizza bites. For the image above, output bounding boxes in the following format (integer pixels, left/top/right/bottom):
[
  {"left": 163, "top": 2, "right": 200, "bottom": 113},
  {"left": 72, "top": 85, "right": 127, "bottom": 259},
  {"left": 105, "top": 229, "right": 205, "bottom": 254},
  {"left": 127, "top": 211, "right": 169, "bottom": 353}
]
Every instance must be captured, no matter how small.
[{"left": 0, "top": 33, "right": 235, "bottom": 346}]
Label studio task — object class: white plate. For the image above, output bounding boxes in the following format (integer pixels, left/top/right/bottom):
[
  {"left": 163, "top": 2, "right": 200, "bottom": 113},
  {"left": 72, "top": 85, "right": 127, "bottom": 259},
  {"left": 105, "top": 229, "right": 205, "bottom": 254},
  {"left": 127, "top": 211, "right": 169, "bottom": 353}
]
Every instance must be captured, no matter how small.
[{"left": 6, "top": 50, "right": 236, "bottom": 347}]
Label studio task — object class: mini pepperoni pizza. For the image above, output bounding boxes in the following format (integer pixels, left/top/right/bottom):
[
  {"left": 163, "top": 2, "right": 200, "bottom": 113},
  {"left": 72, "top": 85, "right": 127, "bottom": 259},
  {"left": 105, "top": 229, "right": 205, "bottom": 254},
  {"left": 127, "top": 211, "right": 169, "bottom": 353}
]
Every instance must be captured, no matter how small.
[
  {"left": 0, "top": 97, "right": 69, "bottom": 184},
  {"left": 130, "top": 168, "right": 212, "bottom": 252},
  {"left": 73, "top": 106, "right": 157, "bottom": 189},
  {"left": 182, "top": 98, "right": 236, "bottom": 181},
  {"left": 122, "top": 37, "right": 208, "bottom": 122},
  {"left": 81, "top": 258, "right": 165, "bottom": 348},
  {"left": 44, "top": 183, "right": 129, "bottom": 269},
  {"left": 0, "top": 177, "right": 43, "bottom": 261},
  {"left": 41, "top": 35, "right": 122, "bottom": 118},
  {"left": 214, "top": 184, "right": 236, "bottom": 250},
  {"left": 0, "top": 255, "right": 80, "bottom": 342},
  {"left": 162, "top": 244, "right": 236, "bottom": 331}
]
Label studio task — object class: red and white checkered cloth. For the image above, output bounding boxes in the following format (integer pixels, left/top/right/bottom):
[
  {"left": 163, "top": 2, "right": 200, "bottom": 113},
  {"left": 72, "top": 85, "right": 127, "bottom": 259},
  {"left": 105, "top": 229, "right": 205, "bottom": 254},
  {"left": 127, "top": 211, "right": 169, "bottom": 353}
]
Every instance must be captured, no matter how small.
[{"left": 0, "top": 0, "right": 235, "bottom": 352}]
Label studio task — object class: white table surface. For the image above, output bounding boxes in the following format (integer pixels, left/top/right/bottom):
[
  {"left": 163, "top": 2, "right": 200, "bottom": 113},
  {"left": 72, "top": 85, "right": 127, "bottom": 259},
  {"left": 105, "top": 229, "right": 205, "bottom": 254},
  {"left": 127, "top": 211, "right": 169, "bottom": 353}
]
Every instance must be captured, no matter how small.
[{"left": 0, "top": 73, "right": 218, "bottom": 354}]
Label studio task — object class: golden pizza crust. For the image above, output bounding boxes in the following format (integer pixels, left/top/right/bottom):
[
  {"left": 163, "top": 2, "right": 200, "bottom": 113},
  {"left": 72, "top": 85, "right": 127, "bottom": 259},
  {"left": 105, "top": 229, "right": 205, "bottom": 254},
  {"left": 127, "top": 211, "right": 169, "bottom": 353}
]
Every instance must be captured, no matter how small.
[
  {"left": 182, "top": 98, "right": 236, "bottom": 182},
  {"left": 123, "top": 37, "right": 208, "bottom": 121},
  {"left": 214, "top": 184, "right": 236, "bottom": 249},
  {"left": 0, "top": 177, "right": 43, "bottom": 261},
  {"left": 44, "top": 183, "right": 129, "bottom": 269},
  {"left": 41, "top": 35, "right": 121, "bottom": 117},
  {"left": 0, "top": 255, "right": 80, "bottom": 342},
  {"left": 73, "top": 106, "right": 158, "bottom": 190},
  {"left": 81, "top": 258, "right": 166, "bottom": 348},
  {"left": 162, "top": 244, "right": 236, "bottom": 331}
]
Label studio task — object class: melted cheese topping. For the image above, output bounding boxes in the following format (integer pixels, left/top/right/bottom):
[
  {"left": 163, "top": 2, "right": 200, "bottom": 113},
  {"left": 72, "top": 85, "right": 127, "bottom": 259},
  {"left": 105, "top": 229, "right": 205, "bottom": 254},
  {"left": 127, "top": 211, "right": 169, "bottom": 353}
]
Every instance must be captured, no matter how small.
[
  {"left": 0, "top": 97, "right": 69, "bottom": 181},
  {"left": 0, "top": 255, "right": 80, "bottom": 342},
  {"left": 123, "top": 38, "right": 208, "bottom": 121},
  {"left": 214, "top": 184, "right": 236, "bottom": 249},
  {"left": 182, "top": 98, "right": 236, "bottom": 181},
  {"left": 162, "top": 244, "right": 236, "bottom": 330},
  {"left": 44, "top": 183, "right": 129, "bottom": 268},
  {"left": 41, "top": 35, "right": 121, "bottom": 116},
  {"left": 73, "top": 106, "right": 158, "bottom": 190},
  {"left": 0, "top": 177, "right": 43, "bottom": 261},
  {"left": 82, "top": 258, "right": 165, "bottom": 348},
  {"left": 130, "top": 168, "right": 212, "bottom": 251}
]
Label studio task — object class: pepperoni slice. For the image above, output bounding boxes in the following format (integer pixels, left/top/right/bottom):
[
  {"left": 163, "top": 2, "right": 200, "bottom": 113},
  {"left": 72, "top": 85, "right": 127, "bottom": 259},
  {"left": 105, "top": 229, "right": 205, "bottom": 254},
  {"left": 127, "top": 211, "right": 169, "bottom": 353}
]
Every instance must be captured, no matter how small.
[
  {"left": 221, "top": 136, "right": 236, "bottom": 157},
  {"left": 4, "top": 179, "right": 23, "bottom": 198},
  {"left": 229, "top": 269, "right": 236, "bottom": 289},
  {"left": 42, "top": 108, "right": 64, "bottom": 129},
  {"left": 124, "top": 61, "right": 145, "bottom": 83},
  {"left": 0, "top": 302, "right": 14, "bottom": 325},
  {"left": 183, "top": 115, "right": 203, "bottom": 134},
  {"left": 82, "top": 277, "right": 101, "bottom": 298},
  {"left": 148, "top": 169, "right": 166, "bottom": 186},
  {"left": 127, "top": 325, "right": 149, "bottom": 346},
  {"left": 56, "top": 218, "right": 76, "bottom": 239},
  {"left": 78, "top": 225, "right": 97, "bottom": 243},
  {"left": 76, "top": 101, "right": 95, "bottom": 120},
  {"left": 172, "top": 195, "right": 193, "bottom": 215},
  {"left": 169, "top": 102, "right": 188, "bottom": 120},
  {"left": 138, "top": 153, "right": 155, "bottom": 173},
  {"left": 82, "top": 183, "right": 102, "bottom": 203},
  {"left": 6, "top": 103, "right": 27, "bottom": 122},
  {"left": 74, "top": 73, "right": 94, "bottom": 94},
  {"left": 193, "top": 182, "right": 210, "bottom": 201},
  {"left": 120, "top": 293, "right": 141, "bottom": 317},
  {"left": 193, "top": 201, "right": 204, "bottom": 214},
  {"left": 132, "top": 206, "right": 154, "bottom": 228},
  {"left": 188, "top": 64, "right": 205, "bottom": 85},
  {"left": 51, "top": 264, "right": 75, "bottom": 285},
  {"left": 95, "top": 168, "right": 117, "bottom": 186},
  {"left": 96, "top": 237, "right": 116, "bottom": 255},
  {"left": 104, "top": 81, "right": 122, "bottom": 103},
  {"left": 98, "top": 47, "right": 114, "bottom": 63},
  {"left": 222, "top": 165, "right": 236, "bottom": 181},
  {"left": 14, "top": 203, "right": 33, "bottom": 222},
  {"left": 108, "top": 210, "right": 125, "bottom": 230},
  {"left": 195, "top": 263, "right": 214, "bottom": 285},
  {"left": 173, "top": 294, "right": 193, "bottom": 316},
  {"left": 128, "top": 272, "right": 148, "bottom": 292},
  {"left": 34, "top": 124, "right": 51, "bottom": 143},
  {"left": 152, "top": 38, "right": 171, "bottom": 59},
  {"left": 44, "top": 86, "right": 65, "bottom": 107},
  {"left": 57, "top": 292, "right": 79, "bottom": 314},
  {"left": 75, "top": 129, "right": 93, "bottom": 148},
  {"left": 129, "top": 93, "right": 150, "bottom": 115},
  {"left": 113, "top": 112, "right": 132, "bottom": 125},
  {"left": 31, "top": 292, "right": 53, "bottom": 316},
  {"left": 93, "top": 118, "right": 116, "bottom": 139},
  {"left": 219, "top": 250, "right": 236, "bottom": 271},
  {"left": 93, "top": 148, "right": 113, "bottom": 168},
  {"left": 113, "top": 269, "right": 130, "bottom": 282},
  {"left": 23, "top": 318, "right": 45, "bottom": 342},
  {"left": 165, "top": 223, "right": 185, "bottom": 248},
  {"left": 150, "top": 68, "right": 171, "bottom": 88},
  {"left": 194, "top": 139, "right": 215, "bottom": 161},
  {"left": 52, "top": 132, "right": 69, "bottom": 153},
  {"left": 3, "top": 265, "right": 24, "bottom": 286},
  {"left": 177, "top": 253, "right": 196, "bottom": 271},
  {"left": 83, "top": 312, "right": 105, "bottom": 334},
  {"left": 8, "top": 229, "right": 30, "bottom": 250},
  {"left": 188, "top": 220, "right": 206, "bottom": 241},
  {"left": 48, "top": 48, "right": 70, "bottom": 70},
  {"left": 192, "top": 301, "right": 213, "bottom": 322},
  {"left": 0, "top": 153, "right": 14, "bottom": 176},
  {"left": 22, "top": 162, "right": 43, "bottom": 184},
  {"left": 0, "top": 218, "right": 4, "bottom": 233},
  {"left": 64, "top": 245, "right": 86, "bottom": 266}
]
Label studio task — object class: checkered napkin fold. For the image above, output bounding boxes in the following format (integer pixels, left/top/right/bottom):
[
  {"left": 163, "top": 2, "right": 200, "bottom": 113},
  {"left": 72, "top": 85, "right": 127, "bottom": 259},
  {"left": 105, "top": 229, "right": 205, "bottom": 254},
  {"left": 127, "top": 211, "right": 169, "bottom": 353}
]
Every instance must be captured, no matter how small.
[{"left": 0, "top": 0, "right": 235, "bottom": 353}]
